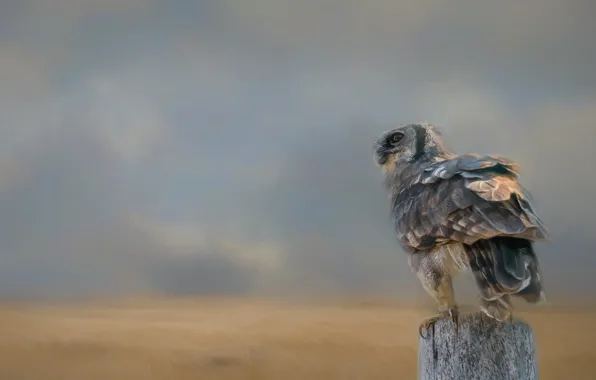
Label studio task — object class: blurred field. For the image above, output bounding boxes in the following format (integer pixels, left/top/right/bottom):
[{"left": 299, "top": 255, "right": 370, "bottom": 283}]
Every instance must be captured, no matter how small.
[{"left": 0, "top": 297, "right": 594, "bottom": 380}]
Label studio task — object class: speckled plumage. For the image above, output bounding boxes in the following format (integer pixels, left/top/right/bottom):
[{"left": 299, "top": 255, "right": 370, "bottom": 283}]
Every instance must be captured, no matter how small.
[{"left": 373, "top": 123, "right": 547, "bottom": 324}]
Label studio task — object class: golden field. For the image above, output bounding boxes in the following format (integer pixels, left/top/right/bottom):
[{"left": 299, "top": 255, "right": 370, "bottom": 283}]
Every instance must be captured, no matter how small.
[{"left": 0, "top": 298, "right": 594, "bottom": 380}]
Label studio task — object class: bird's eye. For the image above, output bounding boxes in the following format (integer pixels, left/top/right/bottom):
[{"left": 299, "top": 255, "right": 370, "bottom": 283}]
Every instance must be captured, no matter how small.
[{"left": 389, "top": 132, "right": 404, "bottom": 144}]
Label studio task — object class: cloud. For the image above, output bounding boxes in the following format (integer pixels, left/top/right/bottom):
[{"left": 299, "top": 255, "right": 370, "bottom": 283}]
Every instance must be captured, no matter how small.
[
  {"left": 128, "top": 215, "right": 284, "bottom": 270},
  {"left": 29, "top": 0, "right": 151, "bottom": 12},
  {"left": 0, "top": 46, "right": 51, "bottom": 104},
  {"left": 0, "top": 0, "right": 595, "bottom": 300},
  {"left": 218, "top": 0, "right": 439, "bottom": 49},
  {"left": 70, "top": 76, "right": 170, "bottom": 162},
  {"left": 216, "top": 0, "right": 596, "bottom": 84}
]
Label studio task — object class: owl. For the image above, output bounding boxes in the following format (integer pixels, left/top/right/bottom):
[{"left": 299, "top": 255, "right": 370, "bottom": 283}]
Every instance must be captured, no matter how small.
[{"left": 373, "top": 123, "right": 547, "bottom": 336}]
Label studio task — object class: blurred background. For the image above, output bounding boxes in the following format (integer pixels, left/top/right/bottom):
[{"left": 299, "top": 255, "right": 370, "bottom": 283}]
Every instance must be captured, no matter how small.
[
  {"left": 2, "top": 0, "right": 595, "bottom": 303},
  {"left": 1, "top": 1, "right": 595, "bottom": 379}
]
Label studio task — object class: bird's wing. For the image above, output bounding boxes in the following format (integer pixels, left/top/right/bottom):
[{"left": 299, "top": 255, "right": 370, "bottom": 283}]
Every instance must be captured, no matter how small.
[
  {"left": 394, "top": 154, "right": 548, "bottom": 250},
  {"left": 417, "top": 153, "right": 520, "bottom": 184}
]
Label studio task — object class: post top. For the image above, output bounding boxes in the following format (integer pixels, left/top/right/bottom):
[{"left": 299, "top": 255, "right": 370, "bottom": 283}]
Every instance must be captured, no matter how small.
[{"left": 418, "top": 312, "right": 538, "bottom": 380}]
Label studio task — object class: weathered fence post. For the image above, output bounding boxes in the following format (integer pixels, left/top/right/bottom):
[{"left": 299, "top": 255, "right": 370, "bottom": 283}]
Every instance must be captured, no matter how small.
[{"left": 418, "top": 312, "right": 538, "bottom": 380}]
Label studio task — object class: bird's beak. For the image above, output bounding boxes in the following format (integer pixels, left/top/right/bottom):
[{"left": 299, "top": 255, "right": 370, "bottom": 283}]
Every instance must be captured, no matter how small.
[{"left": 373, "top": 141, "right": 389, "bottom": 167}]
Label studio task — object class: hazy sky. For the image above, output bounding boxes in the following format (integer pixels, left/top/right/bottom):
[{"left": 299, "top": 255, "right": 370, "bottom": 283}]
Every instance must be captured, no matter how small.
[{"left": 1, "top": 0, "right": 595, "bottom": 300}]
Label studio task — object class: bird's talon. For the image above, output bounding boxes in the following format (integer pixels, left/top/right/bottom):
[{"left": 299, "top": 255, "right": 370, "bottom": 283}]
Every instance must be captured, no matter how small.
[
  {"left": 419, "top": 308, "right": 459, "bottom": 339},
  {"left": 449, "top": 308, "right": 459, "bottom": 333},
  {"left": 418, "top": 317, "right": 439, "bottom": 340},
  {"left": 481, "top": 297, "right": 512, "bottom": 322}
]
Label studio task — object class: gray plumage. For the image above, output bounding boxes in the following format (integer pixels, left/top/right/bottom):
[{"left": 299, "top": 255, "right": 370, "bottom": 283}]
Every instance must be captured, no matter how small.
[{"left": 373, "top": 123, "right": 547, "bottom": 330}]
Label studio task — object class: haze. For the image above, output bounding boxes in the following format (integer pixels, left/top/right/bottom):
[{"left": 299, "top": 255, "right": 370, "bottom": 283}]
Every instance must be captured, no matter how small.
[{"left": 1, "top": 0, "right": 595, "bottom": 301}]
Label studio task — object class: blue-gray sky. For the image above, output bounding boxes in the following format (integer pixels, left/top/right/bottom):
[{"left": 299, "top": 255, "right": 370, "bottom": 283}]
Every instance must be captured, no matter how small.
[{"left": 1, "top": 0, "right": 595, "bottom": 300}]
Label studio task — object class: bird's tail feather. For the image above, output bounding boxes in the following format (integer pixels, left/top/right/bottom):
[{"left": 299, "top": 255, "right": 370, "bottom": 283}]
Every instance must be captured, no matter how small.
[{"left": 467, "top": 237, "right": 545, "bottom": 303}]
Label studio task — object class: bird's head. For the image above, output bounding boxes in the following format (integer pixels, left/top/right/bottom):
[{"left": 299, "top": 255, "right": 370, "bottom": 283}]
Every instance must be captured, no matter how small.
[{"left": 373, "top": 123, "right": 449, "bottom": 172}]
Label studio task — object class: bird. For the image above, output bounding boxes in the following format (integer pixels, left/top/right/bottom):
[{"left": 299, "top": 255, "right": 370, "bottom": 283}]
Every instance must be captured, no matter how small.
[{"left": 372, "top": 123, "right": 548, "bottom": 337}]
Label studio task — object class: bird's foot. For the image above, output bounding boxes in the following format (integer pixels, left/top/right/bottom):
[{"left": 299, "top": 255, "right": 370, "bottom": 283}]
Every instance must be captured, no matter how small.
[
  {"left": 419, "top": 307, "right": 459, "bottom": 339},
  {"left": 480, "top": 297, "right": 512, "bottom": 322}
]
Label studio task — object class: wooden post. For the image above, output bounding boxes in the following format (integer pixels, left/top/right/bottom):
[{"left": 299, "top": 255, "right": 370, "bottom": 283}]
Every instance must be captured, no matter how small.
[{"left": 418, "top": 312, "right": 538, "bottom": 380}]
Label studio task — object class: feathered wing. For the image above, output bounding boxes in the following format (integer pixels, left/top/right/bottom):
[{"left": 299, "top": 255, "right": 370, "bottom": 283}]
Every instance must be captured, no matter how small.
[{"left": 393, "top": 154, "right": 547, "bottom": 302}]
